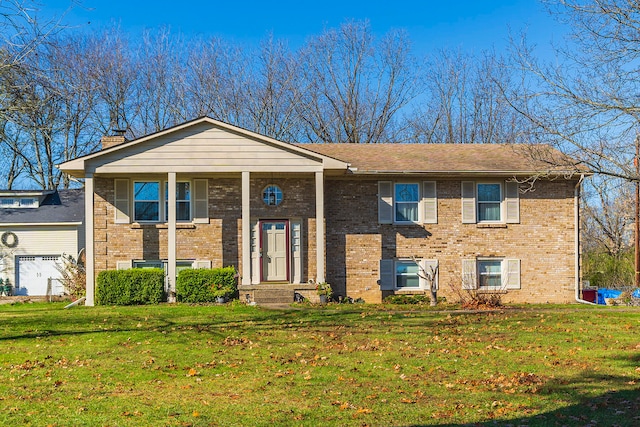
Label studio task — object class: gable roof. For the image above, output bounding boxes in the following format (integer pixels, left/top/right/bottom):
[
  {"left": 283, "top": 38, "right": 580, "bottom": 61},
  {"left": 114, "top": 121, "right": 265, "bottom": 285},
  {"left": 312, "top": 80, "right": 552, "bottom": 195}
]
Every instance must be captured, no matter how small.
[
  {"left": 297, "top": 143, "right": 587, "bottom": 176},
  {"left": 58, "top": 117, "right": 349, "bottom": 177},
  {"left": 0, "top": 189, "right": 84, "bottom": 224}
]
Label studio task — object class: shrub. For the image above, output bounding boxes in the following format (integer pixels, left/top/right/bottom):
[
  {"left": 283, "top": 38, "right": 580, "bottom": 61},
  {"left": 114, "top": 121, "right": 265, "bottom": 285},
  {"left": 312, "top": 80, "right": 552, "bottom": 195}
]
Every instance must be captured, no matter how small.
[
  {"left": 176, "top": 266, "right": 237, "bottom": 303},
  {"left": 55, "top": 253, "right": 86, "bottom": 299},
  {"left": 583, "top": 250, "right": 634, "bottom": 289},
  {"left": 96, "top": 268, "right": 165, "bottom": 305},
  {"left": 384, "top": 294, "right": 431, "bottom": 305},
  {"left": 446, "top": 283, "right": 504, "bottom": 309}
]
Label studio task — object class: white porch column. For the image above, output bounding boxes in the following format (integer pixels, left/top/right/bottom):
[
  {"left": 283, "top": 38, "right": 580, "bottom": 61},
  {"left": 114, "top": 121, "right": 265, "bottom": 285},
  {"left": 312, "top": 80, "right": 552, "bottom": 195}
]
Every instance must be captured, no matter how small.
[
  {"left": 84, "top": 174, "right": 95, "bottom": 306},
  {"left": 315, "top": 171, "right": 325, "bottom": 283},
  {"left": 241, "top": 171, "right": 251, "bottom": 285},
  {"left": 167, "top": 172, "right": 177, "bottom": 302}
]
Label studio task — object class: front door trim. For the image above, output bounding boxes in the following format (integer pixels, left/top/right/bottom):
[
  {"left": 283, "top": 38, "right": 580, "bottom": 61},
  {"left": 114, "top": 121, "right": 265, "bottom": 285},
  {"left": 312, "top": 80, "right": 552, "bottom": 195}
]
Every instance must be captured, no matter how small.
[{"left": 259, "top": 219, "right": 290, "bottom": 282}]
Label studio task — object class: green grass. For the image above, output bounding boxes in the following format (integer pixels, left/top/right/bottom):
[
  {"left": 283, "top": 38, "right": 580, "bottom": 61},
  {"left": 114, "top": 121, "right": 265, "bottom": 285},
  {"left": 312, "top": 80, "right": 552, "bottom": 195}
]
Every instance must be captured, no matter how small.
[{"left": 0, "top": 302, "right": 638, "bottom": 426}]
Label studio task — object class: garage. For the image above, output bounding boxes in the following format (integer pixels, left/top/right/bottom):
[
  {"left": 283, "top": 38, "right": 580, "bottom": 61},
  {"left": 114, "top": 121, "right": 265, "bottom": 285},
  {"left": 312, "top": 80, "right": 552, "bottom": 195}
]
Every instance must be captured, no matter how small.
[{"left": 15, "top": 255, "right": 65, "bottom": 296}]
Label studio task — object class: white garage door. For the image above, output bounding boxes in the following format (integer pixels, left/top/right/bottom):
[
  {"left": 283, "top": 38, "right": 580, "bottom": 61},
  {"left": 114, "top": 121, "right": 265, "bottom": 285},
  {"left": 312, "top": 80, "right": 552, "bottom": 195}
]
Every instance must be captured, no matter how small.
[{"left": 16, "top": 255, "right": 64, "bottom": 296}]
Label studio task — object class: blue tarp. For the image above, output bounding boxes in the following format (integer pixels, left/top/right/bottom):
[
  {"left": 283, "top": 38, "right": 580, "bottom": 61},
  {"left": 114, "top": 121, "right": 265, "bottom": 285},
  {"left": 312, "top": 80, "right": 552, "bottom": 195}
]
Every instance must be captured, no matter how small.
[{"left": 596, "top": 288, "right": 640, "bottom": 304}]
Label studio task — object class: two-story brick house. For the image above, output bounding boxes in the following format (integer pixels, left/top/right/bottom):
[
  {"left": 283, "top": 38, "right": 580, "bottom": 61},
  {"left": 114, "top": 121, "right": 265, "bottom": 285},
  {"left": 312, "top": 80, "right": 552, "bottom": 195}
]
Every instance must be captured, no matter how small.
[{"left": 58, "top": 117, "right": 586, "bottom": 306}]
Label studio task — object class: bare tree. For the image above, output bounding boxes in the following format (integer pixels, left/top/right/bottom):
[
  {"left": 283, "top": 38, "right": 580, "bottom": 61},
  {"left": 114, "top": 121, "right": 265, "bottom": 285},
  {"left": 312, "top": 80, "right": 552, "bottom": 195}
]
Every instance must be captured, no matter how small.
[
  {"left": 582, "top": 177, "right": 633, "bottom": 257},
  {"left": 408, "top": 49, "right": 525, "bottom": 144},
  {"left": 134, "top": 28, "right": 189, "bottom": 134},
  {"left": 296, "top": 21, "right": 420, "bottom": 143},
  {"left": 507, "top": 0, "right": 640, "bottom": 180},
  {"left": 86, "top": 26, "right": 138, "bottom": 138},
  {"left": 184, "top": 37, "right": 246, "bottom": 125},
  {"left": 243, "top": 35, "right": 303, "bottom": 142}
]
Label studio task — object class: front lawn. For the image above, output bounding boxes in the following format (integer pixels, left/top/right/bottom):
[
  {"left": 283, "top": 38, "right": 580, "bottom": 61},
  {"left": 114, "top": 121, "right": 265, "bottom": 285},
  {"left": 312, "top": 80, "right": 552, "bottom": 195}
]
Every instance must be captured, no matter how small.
[{"left": 0, "top": 303, "right": 638, "bottom": 426}]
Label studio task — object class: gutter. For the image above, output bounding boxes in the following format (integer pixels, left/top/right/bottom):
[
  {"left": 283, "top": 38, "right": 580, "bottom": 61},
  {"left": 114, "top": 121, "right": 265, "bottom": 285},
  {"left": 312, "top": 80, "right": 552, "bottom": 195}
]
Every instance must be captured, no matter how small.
[
  {"left": 346, "top": 169, "right": 579, "bottom": 177},
  {"left": 574, "top": 173, "right": 596, "bottom": 305},
  {"left": 0, "top": 222, "right": 83, "bottom": 227}
]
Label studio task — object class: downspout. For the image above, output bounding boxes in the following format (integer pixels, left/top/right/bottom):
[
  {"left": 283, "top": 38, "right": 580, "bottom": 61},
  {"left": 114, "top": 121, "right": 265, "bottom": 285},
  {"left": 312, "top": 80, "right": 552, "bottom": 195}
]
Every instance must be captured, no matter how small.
[{"left": 575, "top": 174, "right": 596, "bottom": 305}]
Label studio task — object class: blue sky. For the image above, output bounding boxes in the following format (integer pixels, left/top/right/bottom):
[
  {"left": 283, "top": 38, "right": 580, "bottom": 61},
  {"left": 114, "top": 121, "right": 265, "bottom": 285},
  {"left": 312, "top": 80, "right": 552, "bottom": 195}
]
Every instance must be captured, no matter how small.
[{"left": 42, "top": 0, "right": 563, "bottom": 56}]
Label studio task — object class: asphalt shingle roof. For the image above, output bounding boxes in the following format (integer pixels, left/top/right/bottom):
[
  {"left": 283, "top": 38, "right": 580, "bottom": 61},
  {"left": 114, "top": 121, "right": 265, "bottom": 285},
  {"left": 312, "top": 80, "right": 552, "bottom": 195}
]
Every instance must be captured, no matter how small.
[
  {"left": 295, "top": 143, "right": 581, "bottom": 174},
  {"left": 0, "top": 189, "right": 84, "bottom": 224}
]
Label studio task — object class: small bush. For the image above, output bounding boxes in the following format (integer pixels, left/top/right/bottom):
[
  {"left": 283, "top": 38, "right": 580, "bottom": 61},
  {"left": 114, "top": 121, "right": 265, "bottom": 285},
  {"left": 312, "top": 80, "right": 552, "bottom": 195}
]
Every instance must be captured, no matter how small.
[
  {"left": 55, "top": 253, "right": 86, "bottom": 299},
  {"left": 447, "top": 283, "right": 504, "bottom": 309},
  {"left": 96, "top": 268, "right": 165, "bottom": 305},
  {"left": 384, "top": 294, "right": 431, "bottom": 305},
  {"left": 176, "top": 266, "right": 237, "bottom": 303}
]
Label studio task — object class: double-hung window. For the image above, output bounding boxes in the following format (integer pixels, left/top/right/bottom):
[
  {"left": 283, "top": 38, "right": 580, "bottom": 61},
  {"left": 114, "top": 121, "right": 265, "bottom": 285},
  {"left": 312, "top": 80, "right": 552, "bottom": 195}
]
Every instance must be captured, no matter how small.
[
  {"left": 477, "top": 183, "right": 501, "bottom": 222},
  {"left": 395, "top": 183, "right": 419, "bottom": 223},
  {"left": 478, "top": 259, "right": 503, "bottom": 287},
  {"left": 462, "top": 258, "right": 521, "bottom": 290},
  {"left": 395, "top": 260, "right": 420, "bottom": 288},
  {"left": 462, "top": 181, "right": 519, "bottom": 224},
  {"left": 379, "top": 258, "right": 439, "bottom": 291},
  {"left": 134, "top": 181, "right": 160, "bottom": 222},
  {"left": 119, "top": 178, "right": 206, "bottom": 224},
  {"left": 165, "top": 182, "right": 191, "bottom": 221}
]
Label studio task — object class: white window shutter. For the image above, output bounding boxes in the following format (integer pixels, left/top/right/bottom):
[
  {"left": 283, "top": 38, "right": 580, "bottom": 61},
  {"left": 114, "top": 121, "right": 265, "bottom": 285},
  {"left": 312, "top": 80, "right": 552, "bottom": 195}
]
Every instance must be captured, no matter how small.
[
  {"left": 192, "top": 260, "right": 212, "bottom": 269},
  {"left": 116, "top": 260, "right": 132, "bottom": 270},
  {"left": 505, "top": 259, "right": 521, "bottom": 289},
  {"left": 505, "top": 181, "right": 520, "bottom": 224},
  {"left": 462, "top": 259, "right": 477, "bottom": 289},
  {"left": 461, "top": 181, "right": 476, "bottom": 224},
  {"left": 422, "top": 181, "right": 437, "bottom": 224},
  {"left": 193, "top": 179, "right": 209, "bottom": 224},
  {"left": 420, "top": 259, "right": 439, "bottom": 290},
  {"left": 379, "top": 259, "right": 394, "bottom": 290},
  {"left": 114, "top": 179, "right": 130, "bottom": 224},
  {"left": 378, "top": 181, "right": 393, "bottom": 224}
]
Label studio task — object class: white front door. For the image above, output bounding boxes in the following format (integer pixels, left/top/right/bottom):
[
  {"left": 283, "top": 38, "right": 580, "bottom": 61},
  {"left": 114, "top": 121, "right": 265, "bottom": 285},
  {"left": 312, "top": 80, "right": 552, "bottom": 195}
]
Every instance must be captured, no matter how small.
[
  {"left": 16, "top": 255, "right": 62, "bottom": 296},
  {"left": 261, "top": 221, "right": 288, "bottom": 281}
]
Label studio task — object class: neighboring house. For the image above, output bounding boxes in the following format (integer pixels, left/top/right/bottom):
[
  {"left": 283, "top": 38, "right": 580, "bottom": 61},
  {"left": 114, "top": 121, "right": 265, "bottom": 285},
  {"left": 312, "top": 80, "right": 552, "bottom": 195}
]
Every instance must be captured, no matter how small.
[
  {"left": 0, "top": 189, "right": 84, "bottom": 296},
  {"left": 58, "top": 117, "right": 587, "bottom": 306}
]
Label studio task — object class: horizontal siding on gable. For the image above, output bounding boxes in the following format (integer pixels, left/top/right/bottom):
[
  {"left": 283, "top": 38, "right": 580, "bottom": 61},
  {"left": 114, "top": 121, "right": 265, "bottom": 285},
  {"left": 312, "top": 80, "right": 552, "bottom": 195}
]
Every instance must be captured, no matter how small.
[{"left": 91, "top": 126, "right": 322, "bottom": 173}]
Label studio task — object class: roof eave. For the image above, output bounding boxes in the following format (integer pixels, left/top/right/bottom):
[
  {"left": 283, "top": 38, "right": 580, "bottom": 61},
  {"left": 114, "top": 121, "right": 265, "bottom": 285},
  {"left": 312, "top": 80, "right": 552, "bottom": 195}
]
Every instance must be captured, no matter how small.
[{"left": 348, "top": 169, "right": 590, "bottom": 177}]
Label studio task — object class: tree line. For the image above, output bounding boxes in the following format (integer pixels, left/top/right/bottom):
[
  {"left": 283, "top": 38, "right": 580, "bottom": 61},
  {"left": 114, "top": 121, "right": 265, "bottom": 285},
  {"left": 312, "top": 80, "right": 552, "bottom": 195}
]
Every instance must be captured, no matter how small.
[{"left": 0, "top": 5, "right": 525, "bottom": 189}]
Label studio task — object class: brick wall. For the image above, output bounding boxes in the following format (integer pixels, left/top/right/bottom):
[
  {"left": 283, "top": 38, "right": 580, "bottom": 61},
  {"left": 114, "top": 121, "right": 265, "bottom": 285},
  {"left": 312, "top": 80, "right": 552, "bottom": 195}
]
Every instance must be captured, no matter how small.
[
  {"left": 325, "top": 177, "right": 577, "bottom": 304},
  {"left": 94, "top": 174, "right": 578, "bottom": 304}
]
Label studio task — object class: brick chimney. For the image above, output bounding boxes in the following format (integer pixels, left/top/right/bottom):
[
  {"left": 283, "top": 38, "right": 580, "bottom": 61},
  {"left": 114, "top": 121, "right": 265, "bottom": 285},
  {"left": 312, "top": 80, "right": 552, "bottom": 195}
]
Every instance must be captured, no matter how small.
[{"left": 101, "top": 129, "right": 127, "bottom": 149}]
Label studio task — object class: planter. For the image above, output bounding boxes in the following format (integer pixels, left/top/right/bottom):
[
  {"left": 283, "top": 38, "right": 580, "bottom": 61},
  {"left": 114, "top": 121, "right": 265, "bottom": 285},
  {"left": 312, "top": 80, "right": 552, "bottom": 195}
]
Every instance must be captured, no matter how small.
[{"left": 319, "top": 295, "right": 328, "bottom": 304}]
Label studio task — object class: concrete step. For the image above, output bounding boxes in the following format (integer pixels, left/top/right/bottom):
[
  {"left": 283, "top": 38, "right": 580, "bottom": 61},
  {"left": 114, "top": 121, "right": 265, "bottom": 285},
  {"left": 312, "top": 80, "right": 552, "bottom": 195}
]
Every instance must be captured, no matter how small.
[{"left": 253, "top": 288, "right": 295, "bottom": 304}]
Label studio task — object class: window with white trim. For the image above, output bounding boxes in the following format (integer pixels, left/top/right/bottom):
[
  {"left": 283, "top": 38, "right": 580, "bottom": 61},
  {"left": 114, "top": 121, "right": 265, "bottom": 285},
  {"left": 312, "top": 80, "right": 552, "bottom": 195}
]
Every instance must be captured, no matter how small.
[
  {"left": 461, "top": 181, "right": 520, "bottom": 224},
  {"left": 379, "top": 181, "right": 437, "bottom": 225},
  {"left": 164, "top": 181, "right": 191, "bottom": 221},
  {"left": 134, "top": 181, "right": 160, "bottom": 221},
  {"left": 478, "top": 259, "right": 502, "bottom": 287},
  {"left": 477, "top": 183, "right": 501, "bottom": 222},
  {"left": 379, "top": 258, "right": 439, "bottom": 291},
  {"left": 0, "top": 197, "right": 38, "bottom": 208},
  {"left": 133, "top": 260, "right": 194, "bottom": 274},
  {"left": 396, "top": 260, "right": 420, "bottom": 288},
  {"left": 395, "top": 183, "right": 420, "bottom": 223},
  {"left": 462, "top": 258, "right": 521, "bottom": 290},
  {"left": 0, "top": 198, "right": 15, "bottom": 208}
]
